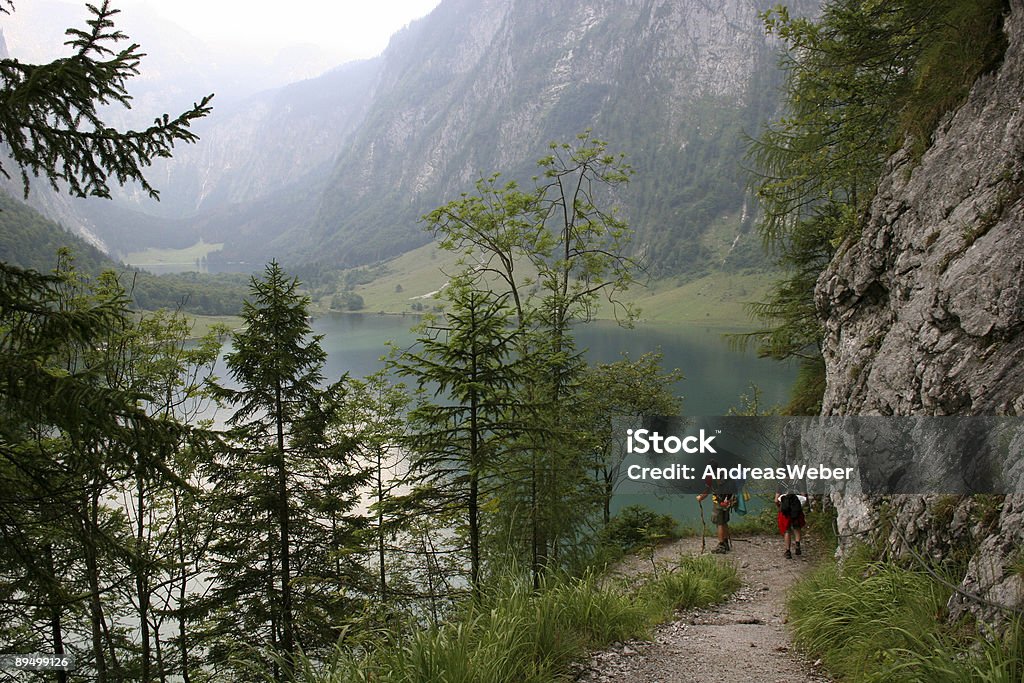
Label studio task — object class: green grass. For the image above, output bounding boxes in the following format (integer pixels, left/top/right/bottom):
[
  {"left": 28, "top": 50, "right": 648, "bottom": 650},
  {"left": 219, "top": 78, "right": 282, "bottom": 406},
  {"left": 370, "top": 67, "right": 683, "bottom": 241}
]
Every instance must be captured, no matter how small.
[
  {"left": 125, "top": 238, "right": 224, "bottom": 268},
  {"left": 789, "top": 550, "right": 1024, "bottom": 682},
  {"left": 334, "top": 242, "right": 776, "bottom": 327},
  {"left": 183, "top": 313, "right": 242, "bottom": 339},
  {"left": 341, "top": 242, "right": 458, "bottom": 313},
  {"left": 282, "top": 556, "right": 738, "bottom": 683},
  {"left": 595, "top": 270, "right": 776, "bottom": 326}
]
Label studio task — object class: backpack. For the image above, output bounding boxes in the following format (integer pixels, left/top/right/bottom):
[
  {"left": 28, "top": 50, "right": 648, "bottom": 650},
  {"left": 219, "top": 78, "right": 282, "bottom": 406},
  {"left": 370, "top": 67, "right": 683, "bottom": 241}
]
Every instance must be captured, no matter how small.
[{"left": 780, "top": 493, "right": 802, "bottom": 520}]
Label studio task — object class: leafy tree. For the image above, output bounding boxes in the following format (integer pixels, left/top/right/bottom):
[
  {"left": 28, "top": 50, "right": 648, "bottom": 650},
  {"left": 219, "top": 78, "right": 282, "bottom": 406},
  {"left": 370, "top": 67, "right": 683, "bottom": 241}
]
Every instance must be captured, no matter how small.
[
  {"left": 0, "top": 254, "right": 216, "bottom": 682},
  {"left": 577, "top": 353, "right": 682, "bottom": 525},
  {"left": 337, "top": 370, "right": 411, "bottom": 602},
  {"left": 424, "top": 131, "right": 637, "bottom": 327},
  {"left": 424, "top": 132, "right": 642, "bottom": 585},
  {"left": 109, "top": 307, "right": 220, "bottom": 682}
]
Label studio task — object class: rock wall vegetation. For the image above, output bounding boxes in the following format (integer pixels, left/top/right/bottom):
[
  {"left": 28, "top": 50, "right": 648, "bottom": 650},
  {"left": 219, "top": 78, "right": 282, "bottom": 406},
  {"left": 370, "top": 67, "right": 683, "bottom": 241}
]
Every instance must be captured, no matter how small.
[{"left": 817, "top": 0, "right": 1024, "bottom": 626}]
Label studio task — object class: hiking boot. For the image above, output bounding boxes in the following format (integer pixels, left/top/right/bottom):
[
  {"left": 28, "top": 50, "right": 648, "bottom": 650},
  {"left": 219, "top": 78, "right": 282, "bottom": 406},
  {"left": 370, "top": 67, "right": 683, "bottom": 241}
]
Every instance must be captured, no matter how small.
[
  {"left": 724, "top": 539, "right": 732, "bottom": 551},
  {"left": 784, "top": 549, "right": 793, "bottom": 559},
  {"left": 795, "top": 541, "right": 802, "bottom": 556},
  {"left": 712, "top": 543, "right": 728, "bottom": 554}
]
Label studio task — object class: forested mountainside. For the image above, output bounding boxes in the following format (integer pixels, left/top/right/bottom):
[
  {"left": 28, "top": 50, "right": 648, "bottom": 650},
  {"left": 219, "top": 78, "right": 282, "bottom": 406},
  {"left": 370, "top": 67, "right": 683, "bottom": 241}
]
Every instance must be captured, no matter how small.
[
  {"left": 0, "top": 190, "right": 113, "bottom": 275},
  {"left": 7, "top": 0, "right": 817, "bottom": 277},
  {"left": 0, "top": 191, "right": 248, "bottom": 315}
]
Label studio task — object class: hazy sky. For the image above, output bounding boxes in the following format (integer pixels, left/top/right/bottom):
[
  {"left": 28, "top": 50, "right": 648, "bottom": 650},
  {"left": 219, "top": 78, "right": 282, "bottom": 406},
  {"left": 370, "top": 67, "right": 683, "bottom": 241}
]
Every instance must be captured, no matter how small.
[{"left": 116, "top": 0, "right": 443, "bottom": 61}]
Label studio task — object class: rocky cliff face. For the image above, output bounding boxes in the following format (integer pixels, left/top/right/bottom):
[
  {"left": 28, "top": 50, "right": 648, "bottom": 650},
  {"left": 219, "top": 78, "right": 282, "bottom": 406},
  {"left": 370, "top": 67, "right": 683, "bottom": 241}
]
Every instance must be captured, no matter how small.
[
  {"left": 817, "top": 0, "right": 1024, "bottom": 625},
  {"left": 302, "top": 0, "right": 809, "bottom": 269}
]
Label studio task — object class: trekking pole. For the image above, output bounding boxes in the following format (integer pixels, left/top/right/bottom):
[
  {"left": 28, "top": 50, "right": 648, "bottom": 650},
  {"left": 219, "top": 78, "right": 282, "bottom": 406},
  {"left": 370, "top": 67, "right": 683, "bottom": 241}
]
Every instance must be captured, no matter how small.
[{"left": 697, "top": 496, "right": 706, "bottom": 554}]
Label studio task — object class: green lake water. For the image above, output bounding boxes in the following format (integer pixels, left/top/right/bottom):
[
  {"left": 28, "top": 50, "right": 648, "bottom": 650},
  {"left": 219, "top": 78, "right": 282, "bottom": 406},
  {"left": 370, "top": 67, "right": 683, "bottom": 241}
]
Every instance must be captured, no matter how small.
[
  {"left": 309, "top": 313, "right": 795, "bottom": 530},
  {"left": 312, "top": 312, "right": 795, "bottom": 414}
]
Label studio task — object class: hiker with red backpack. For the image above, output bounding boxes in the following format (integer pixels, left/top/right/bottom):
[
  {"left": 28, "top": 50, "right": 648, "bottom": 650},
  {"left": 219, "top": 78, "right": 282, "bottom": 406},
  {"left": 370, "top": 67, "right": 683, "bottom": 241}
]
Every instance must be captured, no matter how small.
[{"left": 776, "top": 491, "right": 806, "bottom": 559}]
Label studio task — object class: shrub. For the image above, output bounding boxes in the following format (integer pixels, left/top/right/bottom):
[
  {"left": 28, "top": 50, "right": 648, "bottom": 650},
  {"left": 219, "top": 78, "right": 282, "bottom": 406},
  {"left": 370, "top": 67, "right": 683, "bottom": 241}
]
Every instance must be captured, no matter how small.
[{"left": 599, "top": 505, "right": 679, "bottom": 554}]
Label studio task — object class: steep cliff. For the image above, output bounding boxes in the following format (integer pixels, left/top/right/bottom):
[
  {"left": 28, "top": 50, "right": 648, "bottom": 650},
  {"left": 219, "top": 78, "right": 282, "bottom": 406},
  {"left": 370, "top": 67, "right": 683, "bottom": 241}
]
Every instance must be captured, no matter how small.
[
  {"left": 300, "top": 0, "right": 804, "bottom": 270},
  {"left": 817, "top": 0, "right": 1024, "bottom": 624}
]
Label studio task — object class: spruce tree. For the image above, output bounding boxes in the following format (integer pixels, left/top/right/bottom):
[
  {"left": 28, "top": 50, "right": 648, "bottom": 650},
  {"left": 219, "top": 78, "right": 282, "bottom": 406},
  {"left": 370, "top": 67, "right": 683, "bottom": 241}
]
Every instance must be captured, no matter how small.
[
  {"left": 0, "top": 1, "right": 212, "bottom": 199},
  {"left": 1, "top": 3, "right": 213, "bottom": 679},
  {"left": 204, "top": 262, "right": 366, "bottom": 678},
  {"left": 394, "top": 278, "right": 529, "bottom": 596}
]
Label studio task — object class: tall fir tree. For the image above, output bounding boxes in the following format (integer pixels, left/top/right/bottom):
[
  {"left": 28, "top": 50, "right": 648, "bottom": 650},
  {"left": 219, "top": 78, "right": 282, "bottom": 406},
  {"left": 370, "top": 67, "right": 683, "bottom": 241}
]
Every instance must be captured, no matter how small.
[
  {"left": 203, "top": 262, "right": 366, "bottom": 679},
  {"left": 394, "top": 278, "right": 530, "bottom": 596}
]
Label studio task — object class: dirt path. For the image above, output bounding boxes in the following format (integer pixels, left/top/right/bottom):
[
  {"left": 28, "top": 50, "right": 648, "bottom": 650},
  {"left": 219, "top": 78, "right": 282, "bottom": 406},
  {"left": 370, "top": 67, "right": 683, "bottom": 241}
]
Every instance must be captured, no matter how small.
[{"left": 572, "top": 534, "right": 833, "bottom": 683}]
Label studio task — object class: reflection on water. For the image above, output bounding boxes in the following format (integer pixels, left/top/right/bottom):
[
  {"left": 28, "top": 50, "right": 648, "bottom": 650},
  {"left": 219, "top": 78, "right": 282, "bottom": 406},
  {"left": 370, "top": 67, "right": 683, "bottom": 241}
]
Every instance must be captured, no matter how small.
[
  {"left": 311, "top": 313, "right": 796, "bottom": 415},
  {"left": 213, "top": 312, "right": 797, "bottom": 525}
]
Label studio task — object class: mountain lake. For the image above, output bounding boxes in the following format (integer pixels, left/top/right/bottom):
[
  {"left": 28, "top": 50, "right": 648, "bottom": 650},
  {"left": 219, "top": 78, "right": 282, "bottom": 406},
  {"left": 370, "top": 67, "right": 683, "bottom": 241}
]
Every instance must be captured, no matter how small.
[{"left": 209, "top": 312, "right": 797, "bottom": 529}]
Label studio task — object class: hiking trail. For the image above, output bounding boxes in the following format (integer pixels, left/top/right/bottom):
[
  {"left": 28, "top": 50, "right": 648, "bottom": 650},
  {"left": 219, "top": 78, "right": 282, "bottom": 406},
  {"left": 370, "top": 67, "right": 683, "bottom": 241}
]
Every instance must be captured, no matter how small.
[{"left": 573, "top": 534, "right": 833, "bottom": 683}]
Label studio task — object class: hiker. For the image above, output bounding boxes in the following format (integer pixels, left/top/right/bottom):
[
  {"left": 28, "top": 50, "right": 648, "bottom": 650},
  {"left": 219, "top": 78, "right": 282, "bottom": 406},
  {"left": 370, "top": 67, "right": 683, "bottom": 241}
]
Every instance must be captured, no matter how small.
[
  {"left": 776, "top": 491, "right": 806, "bottom": 559},
  {"left": 697, "top": 464, "right": 736, "bottom": 554}
]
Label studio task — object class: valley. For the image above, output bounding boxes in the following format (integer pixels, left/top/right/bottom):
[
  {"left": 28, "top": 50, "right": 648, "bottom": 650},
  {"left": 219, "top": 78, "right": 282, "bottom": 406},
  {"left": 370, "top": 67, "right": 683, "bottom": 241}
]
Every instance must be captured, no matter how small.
[{"left": 5, "top": 0, "right": 1021, "bottom": 681}]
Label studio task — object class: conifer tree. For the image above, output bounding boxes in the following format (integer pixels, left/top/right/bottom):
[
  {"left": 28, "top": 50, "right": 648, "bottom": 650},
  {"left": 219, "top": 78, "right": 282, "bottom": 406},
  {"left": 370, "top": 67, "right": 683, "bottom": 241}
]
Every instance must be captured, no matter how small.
[
  {"left": 394, "top": 278, "right": 529, "bottom": 596},
  {"left": 204, "top": 262, "right": 366, "bottom": 679},
  {"left": 0, "top": 1, "right": 212, "bottom": 199},
  {"left": 1, "top": 255, "right": 214, "bottom": 682},
  {"left": 0, "top": 3, "right": 213, "bottom": 679}
]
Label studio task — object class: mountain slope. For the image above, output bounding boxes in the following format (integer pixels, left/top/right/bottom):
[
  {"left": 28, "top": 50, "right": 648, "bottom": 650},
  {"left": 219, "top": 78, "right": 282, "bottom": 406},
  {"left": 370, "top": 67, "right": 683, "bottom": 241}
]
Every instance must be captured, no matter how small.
[
  {"left": 6, "top": 0, "right": 817, "bottom": 280},
  {"left": 289, "top": 0, "right": 812, "bottom": 272}
]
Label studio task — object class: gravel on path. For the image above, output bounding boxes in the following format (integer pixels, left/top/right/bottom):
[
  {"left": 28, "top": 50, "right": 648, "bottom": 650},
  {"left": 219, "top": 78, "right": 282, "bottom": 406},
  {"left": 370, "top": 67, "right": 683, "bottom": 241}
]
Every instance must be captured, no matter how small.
[{"left": 572, "top": 534, "right": 834, "bottom": 683}]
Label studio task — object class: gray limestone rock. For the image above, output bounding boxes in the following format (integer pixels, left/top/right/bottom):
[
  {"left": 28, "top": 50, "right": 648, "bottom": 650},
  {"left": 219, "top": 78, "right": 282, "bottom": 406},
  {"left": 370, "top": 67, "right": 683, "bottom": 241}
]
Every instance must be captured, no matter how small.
[{"left": 818, "top": 0, "right": 1024, "bottom": 628}]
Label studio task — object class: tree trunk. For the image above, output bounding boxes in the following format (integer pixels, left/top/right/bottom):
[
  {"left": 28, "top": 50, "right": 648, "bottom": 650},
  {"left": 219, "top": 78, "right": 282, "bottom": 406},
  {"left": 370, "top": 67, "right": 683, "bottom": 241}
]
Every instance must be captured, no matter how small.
[
  {"left": 135, "top": 472, "right": 152, "bottom": 682},
  {"left": 376, "top": 450, "right": 387, "bottom": 599},
  {"left": 275, "top": 379, "right": 295, "bottom": 669},
  {"left": 153, "top": 620, "right": 167, "bottom": 683},
  {"left": 84, "top": 491, "right": 107, "bottom": 683},
  {"left": 45, "top": 545, "right": 68, "bottom": 683},
  {"left": 603, "top": 468, "right": 613, "bottom": 525},
  {"left": 172, "top": 489, "right": 191, "bottom": 683},
  {"left": 468, "top": 314, "right": 481, "bottom": 597}
]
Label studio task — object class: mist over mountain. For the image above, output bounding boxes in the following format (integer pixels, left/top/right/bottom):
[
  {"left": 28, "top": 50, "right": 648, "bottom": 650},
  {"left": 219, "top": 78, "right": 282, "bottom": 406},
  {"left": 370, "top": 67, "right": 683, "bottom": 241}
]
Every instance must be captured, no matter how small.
[
  {"left": 294, "top": 0, "right": 817, "bottom": 274},
  {"left": 5, "top": 0, "right": 818, "bottom": 277}
]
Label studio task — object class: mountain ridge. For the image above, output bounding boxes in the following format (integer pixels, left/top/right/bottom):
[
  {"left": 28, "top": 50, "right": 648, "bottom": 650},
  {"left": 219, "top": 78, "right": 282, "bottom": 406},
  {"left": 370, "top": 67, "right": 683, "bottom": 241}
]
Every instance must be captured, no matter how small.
[{"left": 6, "top": 0, "right": 819, "bottom": 280}]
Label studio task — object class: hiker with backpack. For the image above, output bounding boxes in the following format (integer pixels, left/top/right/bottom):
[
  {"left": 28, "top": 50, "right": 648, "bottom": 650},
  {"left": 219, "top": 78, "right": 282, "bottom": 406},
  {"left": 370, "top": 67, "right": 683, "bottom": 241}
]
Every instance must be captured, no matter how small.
[
  {"left": 776, "top": 491, "right": 806, "bottom": 559},
  {"left": 697, "top": 463, "right": 737, "bottom": 554}
]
